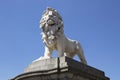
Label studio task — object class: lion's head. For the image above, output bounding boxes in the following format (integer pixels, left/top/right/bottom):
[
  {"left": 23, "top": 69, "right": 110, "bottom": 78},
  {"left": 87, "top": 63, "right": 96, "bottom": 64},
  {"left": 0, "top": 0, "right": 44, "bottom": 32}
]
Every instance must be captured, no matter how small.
[{"left": 40, "top": 7, "right": 64, "bottom": 48}]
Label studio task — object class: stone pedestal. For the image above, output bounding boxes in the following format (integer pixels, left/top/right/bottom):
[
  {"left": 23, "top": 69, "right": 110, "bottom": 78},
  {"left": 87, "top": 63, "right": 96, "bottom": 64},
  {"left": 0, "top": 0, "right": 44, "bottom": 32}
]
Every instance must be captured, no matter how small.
[{"left": 11, "top": 56, "right": 110, "bottom": 80}]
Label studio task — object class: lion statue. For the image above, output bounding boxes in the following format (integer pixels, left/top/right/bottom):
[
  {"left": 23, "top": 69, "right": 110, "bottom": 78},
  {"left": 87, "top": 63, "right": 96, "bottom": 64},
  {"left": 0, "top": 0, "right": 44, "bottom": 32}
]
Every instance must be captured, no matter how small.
[{"left": 37, "top": 7, "right": 87, "bottom": 64}]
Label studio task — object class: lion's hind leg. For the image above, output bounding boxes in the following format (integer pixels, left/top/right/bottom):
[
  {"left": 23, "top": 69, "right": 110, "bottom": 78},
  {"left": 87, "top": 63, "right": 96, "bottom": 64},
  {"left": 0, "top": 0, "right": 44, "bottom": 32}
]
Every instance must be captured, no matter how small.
[
  {"left": 77, "top": 50, "right": 87, "bottom": 64},
  {"left": 64, "top": 52, "right": 75, "bottom": 59},
  {"left": 76, "top": 42, "right": 87, "bottom": 64}
]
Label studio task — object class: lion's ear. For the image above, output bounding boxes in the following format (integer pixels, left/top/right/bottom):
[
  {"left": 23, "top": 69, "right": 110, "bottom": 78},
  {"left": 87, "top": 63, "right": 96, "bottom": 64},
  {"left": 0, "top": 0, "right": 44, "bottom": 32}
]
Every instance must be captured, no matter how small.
[
  {"left": 40, "top": 23, "right": 44, "bottom": 28},
  {"left": 59, "top": 21, "right": 64, "bottom": 28}
]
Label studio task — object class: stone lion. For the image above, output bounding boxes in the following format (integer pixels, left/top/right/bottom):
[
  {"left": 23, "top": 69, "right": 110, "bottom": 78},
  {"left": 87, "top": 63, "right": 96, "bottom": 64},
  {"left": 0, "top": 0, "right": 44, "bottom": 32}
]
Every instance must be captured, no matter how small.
[{"left": 38, "top": 7, "right": 87, "bottom": 64}]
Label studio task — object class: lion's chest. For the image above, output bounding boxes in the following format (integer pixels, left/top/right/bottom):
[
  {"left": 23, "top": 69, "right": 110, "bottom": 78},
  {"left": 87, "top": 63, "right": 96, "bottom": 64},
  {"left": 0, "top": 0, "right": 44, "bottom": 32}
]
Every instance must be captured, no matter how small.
[{"left": 44, "top": 38, "right": 57, "bottom": 49}]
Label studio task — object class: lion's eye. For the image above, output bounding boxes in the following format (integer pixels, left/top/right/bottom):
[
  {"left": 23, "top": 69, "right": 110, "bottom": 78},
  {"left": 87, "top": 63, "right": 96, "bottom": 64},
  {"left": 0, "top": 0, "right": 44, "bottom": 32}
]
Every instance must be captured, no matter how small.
[{"left": 58, "top": 27, "right": 60, "bottom": 31}]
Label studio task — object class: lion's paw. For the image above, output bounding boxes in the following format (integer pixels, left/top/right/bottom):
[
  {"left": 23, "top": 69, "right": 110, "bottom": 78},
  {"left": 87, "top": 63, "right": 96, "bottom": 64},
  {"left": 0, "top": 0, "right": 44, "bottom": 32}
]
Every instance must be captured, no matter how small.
[{"left": 33, "top": 56, "right": 51, "bottom": 62}]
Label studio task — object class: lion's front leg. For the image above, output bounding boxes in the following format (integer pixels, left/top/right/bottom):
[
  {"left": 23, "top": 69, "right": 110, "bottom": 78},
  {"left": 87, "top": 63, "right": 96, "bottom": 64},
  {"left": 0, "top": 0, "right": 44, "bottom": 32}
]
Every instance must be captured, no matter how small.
[
  {"left": 58, "top": 48, "right": 64, "bottom": 57},
  {"left": 57, "top": 45, "right": 64, "bottom": 57},
  {"left": 44, "top": 46, "right": 53, "bottom": 58}
]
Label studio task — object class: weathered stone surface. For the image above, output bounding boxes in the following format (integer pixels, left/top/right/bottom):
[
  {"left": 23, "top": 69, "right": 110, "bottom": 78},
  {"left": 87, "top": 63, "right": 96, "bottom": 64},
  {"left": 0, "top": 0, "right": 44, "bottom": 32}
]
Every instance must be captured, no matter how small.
[
  {"left": 24, "top": 58, "right": 58, "bottom": 73},
  {"left": 38, "top": 7, "right": 87, "bottom": 64},
  {"left": 11, "top": 56, "right": 110, "bottom": 80}
]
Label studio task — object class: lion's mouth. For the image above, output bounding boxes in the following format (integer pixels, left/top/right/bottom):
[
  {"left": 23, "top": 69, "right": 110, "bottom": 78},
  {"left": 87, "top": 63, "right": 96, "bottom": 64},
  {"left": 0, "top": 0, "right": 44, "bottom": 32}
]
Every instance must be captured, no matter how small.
[
  {"left": 48, "top": 35, "right": 55, "bottom": 40},
  {"left": 47, "top": 19, "right": 55, "bottom": 26}
]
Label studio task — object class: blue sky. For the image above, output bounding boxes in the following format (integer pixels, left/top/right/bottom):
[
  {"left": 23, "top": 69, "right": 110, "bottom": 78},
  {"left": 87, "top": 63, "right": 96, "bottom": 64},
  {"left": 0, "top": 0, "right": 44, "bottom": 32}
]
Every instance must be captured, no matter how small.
[{"left": 0, "top": 0, "right": 120, "bottom": 80}]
